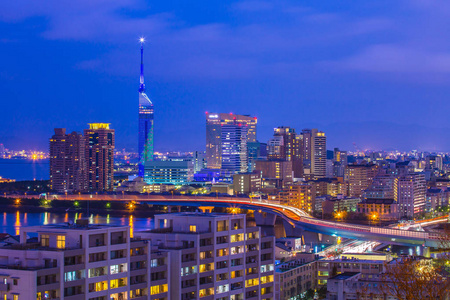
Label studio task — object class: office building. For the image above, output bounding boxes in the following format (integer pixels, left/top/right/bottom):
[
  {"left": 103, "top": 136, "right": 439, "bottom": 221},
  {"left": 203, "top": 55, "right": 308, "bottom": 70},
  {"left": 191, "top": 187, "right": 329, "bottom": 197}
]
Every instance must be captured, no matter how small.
[
  {"left": 138, "top": 212, "right": 275, "bottom": 300},
  {"left": 301, "top": 129, "right": 326, "bottom": 178},
  {"left": 0, "top": 221, "right": 170, "bottom": 300},
  {"left": 221, "top": 123, "right": 248, "bottom": 173},
  {"left": 268, "top": 127, "right": 303, "bottom": 178},
  {"left": 138, "top": 39, "right": 154, "bottom": 176},
  {"left": 192, "top": 151, "right": 206, "bottom": 173},
  {"left": 144, "top": 159, "right": 194, "bottom": 185},
  {"left": 394, "top": 172, "right": 426, "bottom": 218},
  {"left": 84, "top": 123, "right": 115, "bottom": 191},
  {"left": 254, "top": 160, "right": 293, "bottom": 188},
  {"left": 50, "top": 128, "right": 85, "bottom": 193},
  {"left": 232, "top": 172, "right": 262, "bottom": 195},
  {"left": 205, "top": 113, "right": 257, "bottom": 171}
]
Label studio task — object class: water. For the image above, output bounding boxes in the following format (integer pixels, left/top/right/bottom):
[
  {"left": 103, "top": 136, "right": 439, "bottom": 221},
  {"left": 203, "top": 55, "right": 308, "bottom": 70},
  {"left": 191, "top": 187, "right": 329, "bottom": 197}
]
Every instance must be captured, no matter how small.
[
  {"left": 0, "top": 159, "right": 49, "bottom": 181},
  {"left": 0, "top": 211, "right": 154, "bottom": 237}
]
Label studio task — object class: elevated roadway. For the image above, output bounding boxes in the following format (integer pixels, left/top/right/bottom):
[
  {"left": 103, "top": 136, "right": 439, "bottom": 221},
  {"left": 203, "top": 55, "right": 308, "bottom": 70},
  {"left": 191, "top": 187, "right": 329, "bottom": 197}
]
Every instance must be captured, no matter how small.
[{"left": 9, "top": 194, "right": 446, "bottom": 247}]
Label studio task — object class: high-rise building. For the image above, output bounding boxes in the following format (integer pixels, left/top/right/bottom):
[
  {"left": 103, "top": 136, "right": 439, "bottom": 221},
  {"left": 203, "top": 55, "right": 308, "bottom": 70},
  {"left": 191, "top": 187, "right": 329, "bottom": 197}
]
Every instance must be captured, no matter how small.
[
  {"left": 84, "top": 123, "right": 115, "bottom": 191},
  {"left": 205, "top": 113, "right": 257, "bottom": 172},
  {"left": 394, "top": 172, "right": 426, "bottom": 218},
  {"left": 138, "top": 39, "right": 154, "bottom": 176},
  {"left": 268, "top": 127, "right": 303, "bottom": 178},
  {"left": 301, "top": 129, "right": 326, "bottom": 178},
  {"left": 49, "top": 128, "right": 85, "bottom": 193}
]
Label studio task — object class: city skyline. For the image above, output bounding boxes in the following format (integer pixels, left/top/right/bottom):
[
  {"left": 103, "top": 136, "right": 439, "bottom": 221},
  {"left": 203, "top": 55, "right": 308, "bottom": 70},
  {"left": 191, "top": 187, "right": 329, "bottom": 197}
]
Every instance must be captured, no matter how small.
[{"left": 3, "top": 1, "right": 450, "bottom": 152}]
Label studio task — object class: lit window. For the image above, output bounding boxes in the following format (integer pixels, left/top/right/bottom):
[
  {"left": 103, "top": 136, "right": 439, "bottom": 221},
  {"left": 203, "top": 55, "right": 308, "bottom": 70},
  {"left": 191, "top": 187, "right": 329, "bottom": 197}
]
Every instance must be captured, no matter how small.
[
  {"left": 189, "top": 225, "right": 196, "bottom": 232},
  {"left": 41, "top": 235, "right": 49, "bottom": 247},
  {"left": 57, "top": 235, "right": 65, "bottom": 249}
]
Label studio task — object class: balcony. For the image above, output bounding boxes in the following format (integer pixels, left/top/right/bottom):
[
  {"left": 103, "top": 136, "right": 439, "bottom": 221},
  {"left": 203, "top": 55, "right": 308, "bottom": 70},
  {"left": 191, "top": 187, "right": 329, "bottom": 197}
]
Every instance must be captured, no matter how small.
[{"left": 0, "top": 283, "right": 9, "bottom": 292}]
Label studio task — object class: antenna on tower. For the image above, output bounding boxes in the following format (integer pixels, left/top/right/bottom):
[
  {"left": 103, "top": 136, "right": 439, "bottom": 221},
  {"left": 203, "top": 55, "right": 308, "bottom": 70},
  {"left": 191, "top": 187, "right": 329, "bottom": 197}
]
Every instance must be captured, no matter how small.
[{"left": 139, "top": 37, "right": 145, "bottom": 93}]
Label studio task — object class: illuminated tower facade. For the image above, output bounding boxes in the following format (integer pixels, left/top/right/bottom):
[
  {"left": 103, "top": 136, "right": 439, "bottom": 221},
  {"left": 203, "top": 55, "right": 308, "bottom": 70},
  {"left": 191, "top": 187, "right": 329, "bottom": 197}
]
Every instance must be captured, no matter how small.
[{"left": 138, "top": 38, "right": 154, "bottom": 176}]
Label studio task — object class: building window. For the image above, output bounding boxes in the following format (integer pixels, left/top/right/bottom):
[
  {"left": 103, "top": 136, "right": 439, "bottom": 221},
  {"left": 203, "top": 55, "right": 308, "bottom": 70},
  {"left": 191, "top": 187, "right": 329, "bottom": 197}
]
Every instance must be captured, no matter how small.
[
  {"left": 13, "top": 279, "right": 18, "bottom": 285},
  {"left": 189, "top": 225, "right": 196, "bottom": 232},
  {"left": 57, "top": 235, "right": 65, "bottom": 249},
  {"left": 41, "top": 235, "right": 49, "bottom": 247},
  {"left": 13, "top": 295, "right": 18, "bottom": 300}
]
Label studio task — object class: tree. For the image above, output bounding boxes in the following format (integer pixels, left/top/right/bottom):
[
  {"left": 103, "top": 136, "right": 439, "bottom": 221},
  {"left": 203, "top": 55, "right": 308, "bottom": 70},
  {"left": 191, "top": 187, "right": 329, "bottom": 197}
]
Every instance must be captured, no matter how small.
[{"left": 379, "top": 226, "right": 450, "bottom": 300}]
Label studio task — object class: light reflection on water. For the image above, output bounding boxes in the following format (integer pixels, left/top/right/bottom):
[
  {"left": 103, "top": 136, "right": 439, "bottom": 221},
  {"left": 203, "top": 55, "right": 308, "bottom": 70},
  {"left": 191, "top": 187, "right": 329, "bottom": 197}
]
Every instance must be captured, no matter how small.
[{"left": 1, "top": 211, "right": 154, "bottom": 236}]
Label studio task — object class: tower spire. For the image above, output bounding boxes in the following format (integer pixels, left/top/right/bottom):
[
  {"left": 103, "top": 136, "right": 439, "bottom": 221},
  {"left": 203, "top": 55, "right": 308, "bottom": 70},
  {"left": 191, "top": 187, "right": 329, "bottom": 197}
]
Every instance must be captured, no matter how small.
[{"left": 139, "top": 37, "right": 145, "bottom": 93}]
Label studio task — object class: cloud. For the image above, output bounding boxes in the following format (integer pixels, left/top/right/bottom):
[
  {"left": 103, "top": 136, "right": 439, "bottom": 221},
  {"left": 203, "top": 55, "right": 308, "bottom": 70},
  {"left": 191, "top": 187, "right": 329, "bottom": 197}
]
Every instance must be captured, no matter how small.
[{"left": 327, "top": 44, "right": 450, "bottom": 74}]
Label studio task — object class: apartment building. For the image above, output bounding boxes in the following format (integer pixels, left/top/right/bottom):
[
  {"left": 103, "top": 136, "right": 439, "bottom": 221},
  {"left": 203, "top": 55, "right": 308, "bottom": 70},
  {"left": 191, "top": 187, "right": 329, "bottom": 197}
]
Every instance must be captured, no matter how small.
[
  {"left": 274, "top": 254, "right": 318, "bottom": 299},
  {"left": 317, "top": 253, "right": 391, "bottom": 287},
  {"left": 0, "top": 220, "right": 169, "bottom": 300},
  {"left": 137, "top": 212, "right": 275, "bottom": 300}
]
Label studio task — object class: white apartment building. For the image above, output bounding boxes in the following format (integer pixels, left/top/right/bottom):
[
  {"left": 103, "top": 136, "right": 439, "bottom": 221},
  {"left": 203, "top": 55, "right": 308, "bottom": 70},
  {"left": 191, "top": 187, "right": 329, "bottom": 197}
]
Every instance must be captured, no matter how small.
[
  {"left": 137, "top": 212, "right": 275, "bottom": 300},
  {"left": 0, "top": 220, "right": 170, "bottom": 300}
]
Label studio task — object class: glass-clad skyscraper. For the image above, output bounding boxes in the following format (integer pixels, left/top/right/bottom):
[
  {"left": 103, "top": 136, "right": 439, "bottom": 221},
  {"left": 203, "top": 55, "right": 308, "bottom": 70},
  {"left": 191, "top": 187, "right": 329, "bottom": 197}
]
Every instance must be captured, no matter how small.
[{"left": 138, "top": 39, "right": 154, "bottom": 176}]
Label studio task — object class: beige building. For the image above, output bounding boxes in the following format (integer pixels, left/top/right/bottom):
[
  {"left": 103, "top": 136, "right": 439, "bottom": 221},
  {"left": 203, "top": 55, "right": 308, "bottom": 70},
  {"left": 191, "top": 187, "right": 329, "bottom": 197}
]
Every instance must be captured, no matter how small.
[
  {"left": 275, "top": 254, "right": 318, "bottom": 300},
  {"left": 345, "top": 163, "right": 379, "bottom": 197},
  {"left": 278, "top": 184, "right": 316, "bottom": 213}
]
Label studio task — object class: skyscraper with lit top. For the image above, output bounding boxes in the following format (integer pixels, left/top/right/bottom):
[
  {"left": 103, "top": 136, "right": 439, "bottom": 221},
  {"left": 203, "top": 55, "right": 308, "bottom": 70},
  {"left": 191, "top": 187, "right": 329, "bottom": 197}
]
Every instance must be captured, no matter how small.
[{"left": 138, "top": 38, "right": 154, "bottom": 176}]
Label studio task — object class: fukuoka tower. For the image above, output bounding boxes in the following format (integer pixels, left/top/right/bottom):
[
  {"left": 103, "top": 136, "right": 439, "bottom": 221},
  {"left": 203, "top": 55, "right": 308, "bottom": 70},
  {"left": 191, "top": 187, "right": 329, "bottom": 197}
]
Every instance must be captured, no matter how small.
[{"left": 138, "top": 38, "right": 154, "bottom": 176}]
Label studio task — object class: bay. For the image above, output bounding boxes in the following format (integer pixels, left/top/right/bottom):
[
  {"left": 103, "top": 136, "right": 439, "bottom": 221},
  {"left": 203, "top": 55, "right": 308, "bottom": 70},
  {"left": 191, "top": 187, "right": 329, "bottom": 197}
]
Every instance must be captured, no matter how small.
[
  {"left": 0, "top": 158, "right": 49, "bottom": 181},
  {"left": 0, "top": 211, "right": 154, "bottom": 237}
]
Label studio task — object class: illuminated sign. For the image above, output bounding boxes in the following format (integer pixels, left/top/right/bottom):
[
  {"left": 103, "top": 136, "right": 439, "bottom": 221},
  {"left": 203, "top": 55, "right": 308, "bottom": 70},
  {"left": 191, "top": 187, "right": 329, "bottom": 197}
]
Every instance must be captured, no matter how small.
[{"left": 209, "top": 114, "right": 219, "bottom": 119}]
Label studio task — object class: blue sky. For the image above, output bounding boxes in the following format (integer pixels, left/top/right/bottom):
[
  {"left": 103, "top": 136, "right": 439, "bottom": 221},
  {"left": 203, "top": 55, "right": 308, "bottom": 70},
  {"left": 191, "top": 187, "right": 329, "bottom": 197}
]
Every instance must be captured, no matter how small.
[{"left": 1, "top": 0, "right": 450, "bottom": 152}]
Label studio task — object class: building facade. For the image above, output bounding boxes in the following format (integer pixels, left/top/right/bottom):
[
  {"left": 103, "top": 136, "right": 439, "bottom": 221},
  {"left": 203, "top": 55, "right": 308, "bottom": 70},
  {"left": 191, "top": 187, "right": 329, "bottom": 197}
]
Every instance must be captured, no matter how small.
[
  {"left": 50, "top": 128, "right": 85, "bottom": 193},
  {"left": 0, "top": 221, "right": 170, "bottom": 300},
  {"left": 138, "top": 212, "right": 275, "bottom": 300},
  {"left": 394, "top": 172, "right": 426, "bottom": 218},
  {"left": 232, "top": 172, "right": 262, "bottom": 195},
  {"left": 345, "top": 163, "right": 379, "bottom": 198},
  {"left": 144, "top": 159, "right": 194, "bottom": 185},
  {"left": 205, "top": 113, "right": 257, "bottom": 171},
  {"left": 301, "top": 129, "right": 326, "bottom": 179},
  {"left": 84, "top": 123, "right": 115, "bottom": 191}
]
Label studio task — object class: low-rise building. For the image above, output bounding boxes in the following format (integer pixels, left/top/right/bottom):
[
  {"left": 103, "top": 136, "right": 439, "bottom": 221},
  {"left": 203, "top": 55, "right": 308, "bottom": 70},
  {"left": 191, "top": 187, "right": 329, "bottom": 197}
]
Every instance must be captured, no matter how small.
[
  {"left": 317, "top": 253, "right": 391, "bottom": 287},
  {"left": 357, "top": 198, "right": 399, "bottom": 221},
  {"left": 275, "top": 254, "right": 318, "bottom": 300}
]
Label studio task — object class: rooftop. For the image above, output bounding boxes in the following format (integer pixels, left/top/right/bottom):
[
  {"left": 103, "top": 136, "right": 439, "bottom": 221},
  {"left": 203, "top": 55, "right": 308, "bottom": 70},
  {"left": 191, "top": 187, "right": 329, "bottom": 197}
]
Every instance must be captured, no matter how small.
[{"left": 329, "top": 272, "right": 360, "bottom": 280}]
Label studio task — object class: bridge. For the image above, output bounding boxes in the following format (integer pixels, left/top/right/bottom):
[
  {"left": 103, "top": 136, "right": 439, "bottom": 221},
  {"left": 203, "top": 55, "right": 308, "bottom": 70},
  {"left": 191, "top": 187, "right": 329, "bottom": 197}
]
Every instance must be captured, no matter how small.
[{"left": 9, "top": 194, "right": 447, "bottom": 247}]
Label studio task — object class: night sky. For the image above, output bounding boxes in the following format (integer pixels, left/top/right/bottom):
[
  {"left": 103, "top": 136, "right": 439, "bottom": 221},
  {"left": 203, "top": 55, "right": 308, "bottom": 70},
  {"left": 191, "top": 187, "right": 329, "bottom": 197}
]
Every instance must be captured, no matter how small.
[{"left": 1, "top": 0, "right": 450, "bottom": 152}]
